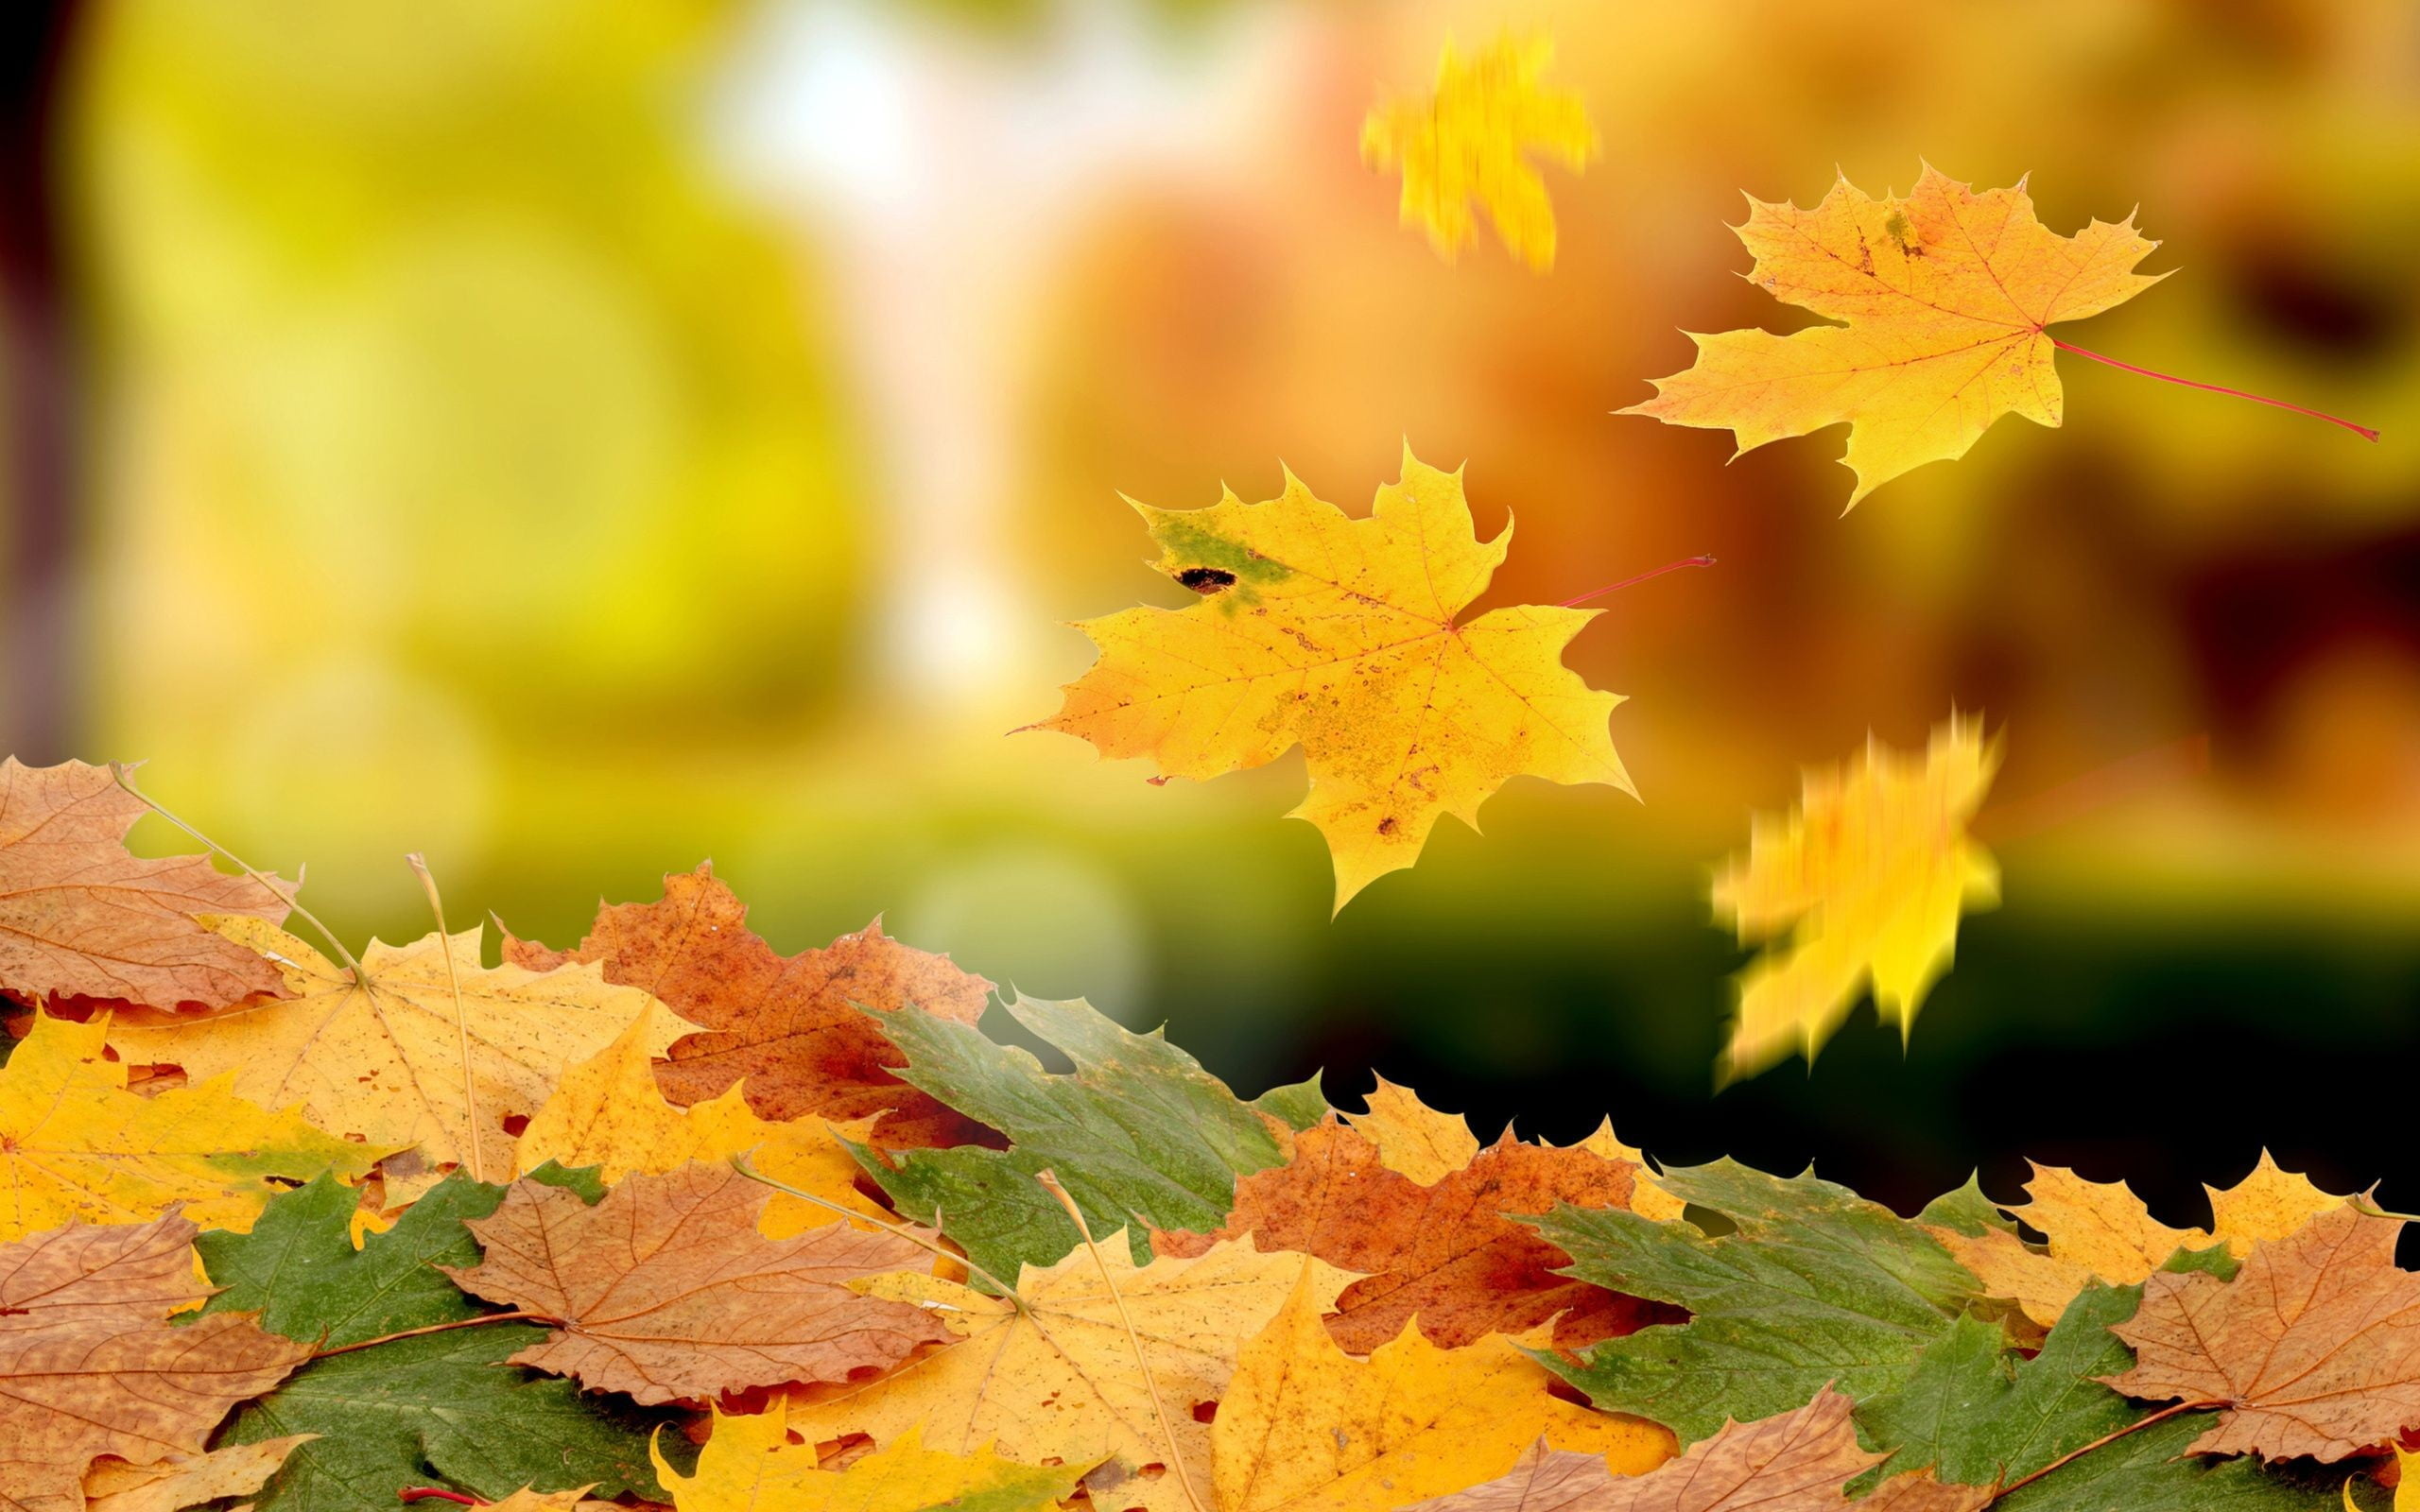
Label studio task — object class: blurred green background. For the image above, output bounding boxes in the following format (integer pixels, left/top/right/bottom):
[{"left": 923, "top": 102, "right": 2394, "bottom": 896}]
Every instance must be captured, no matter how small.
[{"left": 3, "top": 0, "right": 2417, "bottom": 1219}]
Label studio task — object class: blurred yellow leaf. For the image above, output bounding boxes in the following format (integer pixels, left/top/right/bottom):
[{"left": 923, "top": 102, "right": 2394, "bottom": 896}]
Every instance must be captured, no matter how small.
[
  {"left": 1362, "top": 36, "right": 1599, "bottom": 271},
  {"left": 1033, "top": 450, "right": 1632, "bottom": 910},
  {"left": 1628, "top": 165, "right": 2163, "bottom": 507},
  {"left": 1714, "top": 714, "right": 1999, "bottom": 1080}
]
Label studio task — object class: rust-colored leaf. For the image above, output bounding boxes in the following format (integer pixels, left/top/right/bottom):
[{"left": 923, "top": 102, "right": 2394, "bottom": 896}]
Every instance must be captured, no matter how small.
[
  {"left": 2106, "top": 1205, "right": 2420, "bottom": 1462},
  {"left": 0, "top": 1213, "right": 308, "bottom": 1512},
  {"left": 1159, "top": 1120, "right": 1679, "bottom": 1351},
  {"left": 503, "top": 864, "right": 996, "bottom": 1147},
  {"left": 0, "top": 759, "right": 293, "bottom": 1014},
  {"left": 446, "top": 1160, "right": 952, "bottom": 1405}
]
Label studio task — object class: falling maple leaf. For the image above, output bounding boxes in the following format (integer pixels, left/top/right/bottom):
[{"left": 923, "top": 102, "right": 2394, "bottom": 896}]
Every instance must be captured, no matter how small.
[
  {"left": 1397, "top": 1390, "right": 1986, "bottom": 1512},
  {"left": 1628, "top": 164, "right": 2376, "bottom": 507},
  {"left": 1030, "top": 450, "right": 1633, "bottom": 909},
  {"left": 1361, "top": 35, "right": 1598, "bottom": 271},
  {"left": 0, "top": 1010, "right": 381, "bottom": 1243},
  {"left": 0, "top": 758, "right": 294, "bottom": 1013},
  {"left": 1157, "top": 1119, "right": 1681, "bottom": 1351},
  {"left": 503, "top": 865, "right": 996, "bottom": 1147},
  {"left": 514, "top": 1017, "right": 891, "bottom": 1235},
  {"left": 654, "top": 1408, "right": 1090, "bottom": 1512},
  {"left": 81, "top": 1436, "right": 317, "bottom": 1512},
  {"left": 446, "top": 1161, "right": 950, "bottom": 1405},
  {"left": 780, "top": 1233, "right": 1354, "bottom": 1512},
  {"left": 2106, "top": 1204, "right": 2420, "bottom": 1463},
  {"left": 1625, "top": 165, "right": 2168, "bottom": 506},
  {"left": 109, "top": 919, "right": 692, "bottom": 1192},
  {"left": 1926, "top": 1153, "right": 2350, "bottom": 1330},
  {"left": 0, "top": 1213, "right": 308, "bottom": 1512},
  {"left": 1712, "top": 713, "right": 1999, "bottom": 1081},
  {"left": 1212, "top": 1265, "right": 1673, "bottom": 1512}
]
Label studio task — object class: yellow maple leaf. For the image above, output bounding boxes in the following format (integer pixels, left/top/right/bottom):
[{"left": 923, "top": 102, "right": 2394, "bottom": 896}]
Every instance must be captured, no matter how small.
[
  {"left": 515, "top": 1017, "right": 890, "bottom": 1236},
  {"left": 1346, "top": 1078, "right": 1683, "bottom": 1222},
  {"left": 2345, "top": 1446, "right": 2419, "bottom": 1511},
  {"left": 1346, "top": 1077, "right": 1480, "bottom": 1185},
  {"left": 0, "top": 1012, "right": 382, "bottom": 1243},
  {"left": 1361, "top": 36, "right": 1598, "bottom": 271},
  {"left": 782, "top": 1234, "right": 1354, "bottom": 1512},
  {"left": 1213, "top": 1267, "right": 1672, "bottom": 1512},
  {"left": 1626, "top": 164, "right": 2167, "bottom": 507},
  {"left": 1713, "top": 713, "right": 1999, "bottom": 1081},
  {"left": 109, "top": 919, "right": 691, "bottom": 1194},
  {"left": 656, "top": 1407, "right": 1087, "bottom": 1512},
  {"left": 1031, "top": 450, "right": 1632, "bottom": 910},
  {"left": 81, "top": 1435, "right": 315, "bottom": 1512},
  {"left": 1931, "top": 1153, "right": 2350, "bottom": 1330}
]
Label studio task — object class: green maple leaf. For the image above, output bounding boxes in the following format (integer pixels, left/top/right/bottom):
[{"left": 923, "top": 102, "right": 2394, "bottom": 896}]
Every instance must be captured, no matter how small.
[
  {"left": 859, "top": 993, "right": 1325, "bottom": 1281},
  {"left": 1858, "top": 1283, "right": 2335, "bottom": 1510},
  {"left": 1527, "top": 1159, "right": 1981, "bottom": 1442},
  {"left": 196, "top": 1167, "right": 683, "bottom": 1512}
]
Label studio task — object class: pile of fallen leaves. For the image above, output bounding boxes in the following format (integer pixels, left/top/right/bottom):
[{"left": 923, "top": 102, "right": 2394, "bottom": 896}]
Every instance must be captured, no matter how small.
[{"left": 1, "top": 755, "right": 2411, "bottom": 1512}]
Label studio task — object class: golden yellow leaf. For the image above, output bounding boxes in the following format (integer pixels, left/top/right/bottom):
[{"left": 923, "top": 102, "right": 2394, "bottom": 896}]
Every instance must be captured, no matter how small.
[
  {"left": 0, "top": 1012, "right": 381, "bottom": 1243},
  {"left": 656, "top": 1407, "right": 1087, "bottom": 1512},
  {"left": 1626, "top": 164, "right": 2165, "bottom": 507},
  {"left": 1032, "top": 450, "right": 1632, "bottom": 910},
  {"left": 1361, "top": 36, "right": 1598, "bottom": 271},
  {"left": 782, "top": 1234, "right": 1355, "bottom": 1512},
  {"left": 83, "top": 1436, "right": 315, "bottom": 1512},
  {"left": 1713, "top": 714, "right": 1999, "bottom": 1081},
  {"left": 1212, "top": 1267, "right": 1673, "bottom": 1512},
  {"left": 1346, "top": 1078, "right": 1480, "bottom": 1185},
  {"left": 515, "top": 1017, "right": 889, "bottom": 1236},
  {"left": 109, "top": 919, "right": 691, "bottom": 1194},
  {"left": 1931, "top": 1154, "right": 2350, "bottom": 1330},
  {"left": 1564, "top": 1122, "right": 1685, "bottom": 1224}
]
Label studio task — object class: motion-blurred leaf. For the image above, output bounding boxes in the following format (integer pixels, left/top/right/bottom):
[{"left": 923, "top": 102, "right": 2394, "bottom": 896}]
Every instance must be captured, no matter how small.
[
  {"left": 1361, "top": 36, "right": 1598, "bottom": 271},
  {"left": 1713, "top": 714, "right": 1998, "bottom": 1082}
]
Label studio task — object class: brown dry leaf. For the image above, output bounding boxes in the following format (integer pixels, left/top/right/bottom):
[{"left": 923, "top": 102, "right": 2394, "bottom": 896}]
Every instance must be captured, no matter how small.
[
  {"left": 1393, "top": 1391, "right": 1987, "bottom": 1512},
  {"left": 0, "top": 758, "right": 293, "bottom": 1013},
  {"left": 780, "top": 1234, "right": 1354, "bottom": 1512},
  {"left": 1211, "top": 1266, "right": 1673, "bottom": 1512},
  {"left": 82, "top": 1436, "right": 315, "bottom": 1512},
  {"left": 504, "top": 864, "right": 995, "bottom": 1146},
  {"left": 0, "top": 1213, "right": 308, "bottom": 1512},
  {"left": 109, "top": 919, "right": 691, "bottom": 1194},
  {"left": 1931, "top": 1153, "right": 2351, "bottom": 1329},
  {"left": 2106, "top": 1204, "right": 2420, "bottom": 1462},
  {"left": 446, "top": 1160, "right": 950, "bottom": 1405},
  {"left": 514, "top": 1016, "right": 892, "bottom": 1235},
  {"left": 1159, "top": 1121, "right": 1679, "bottom": 1351}
]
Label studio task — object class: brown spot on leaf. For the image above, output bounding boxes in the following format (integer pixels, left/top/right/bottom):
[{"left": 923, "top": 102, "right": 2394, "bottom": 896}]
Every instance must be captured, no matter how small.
[{"left": 1176, "top": 567, "right": 1237, "bottom": 593}]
